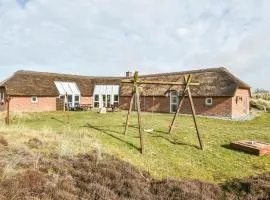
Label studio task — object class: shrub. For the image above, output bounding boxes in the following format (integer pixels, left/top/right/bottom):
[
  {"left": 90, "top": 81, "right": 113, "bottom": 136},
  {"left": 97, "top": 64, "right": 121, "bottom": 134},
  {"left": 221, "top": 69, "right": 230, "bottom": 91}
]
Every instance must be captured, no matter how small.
[
  {"left": 28, "top": 138, "right": 43, "bottom": 149},
  {"left": 0, "top": 151, "right": 269, "bottom": 200},
  {"left": 0, "top": 136, "right": 8, "bottom": 147}
]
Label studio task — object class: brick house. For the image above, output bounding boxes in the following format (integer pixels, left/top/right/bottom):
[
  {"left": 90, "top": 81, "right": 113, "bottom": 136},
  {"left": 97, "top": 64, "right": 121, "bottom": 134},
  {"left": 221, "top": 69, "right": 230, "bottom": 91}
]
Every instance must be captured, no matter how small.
[{"left": 0, "top": 67, "right": 251, "bottom": 118}]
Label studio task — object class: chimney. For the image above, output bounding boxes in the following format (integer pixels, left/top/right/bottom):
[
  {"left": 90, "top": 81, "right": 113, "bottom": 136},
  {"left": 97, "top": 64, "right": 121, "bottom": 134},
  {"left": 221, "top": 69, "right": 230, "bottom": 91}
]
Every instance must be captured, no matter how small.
[{"left": 126, "top": 71, "right": 133, "bottom": 78}]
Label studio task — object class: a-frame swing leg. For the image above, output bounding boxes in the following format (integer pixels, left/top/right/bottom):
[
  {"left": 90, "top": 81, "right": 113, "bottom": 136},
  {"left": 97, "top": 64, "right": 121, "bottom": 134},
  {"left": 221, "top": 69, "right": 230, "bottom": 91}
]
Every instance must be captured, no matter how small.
[
  {"left": 168, "top": 75, "right": 204, "bottom": 150},
  {"left": 124, "top": 91, "right": 135, "bottom": 135},
  {"left": 123, "top": 87, "right": 144, "bottom": 154},
  {"left": 187, "top": 87, "right": 204, "bottom": 150},
  {"left": 135, "top": 86, "right": 144, "bottom": 154},
  {"left": 5, "top": 97, "right": 10, "bottom": 125},
  {"left": 168, "top": 75, "right": 191, "bottom": 134}
]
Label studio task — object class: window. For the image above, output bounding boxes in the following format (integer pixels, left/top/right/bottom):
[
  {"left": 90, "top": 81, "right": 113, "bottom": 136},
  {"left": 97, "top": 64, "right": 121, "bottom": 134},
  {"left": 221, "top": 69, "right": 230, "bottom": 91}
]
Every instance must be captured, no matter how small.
[
  {"left": 75, "top": 96, "right": 79, "bottom": 102},
  {"left": 106, "top": 95, "right": 111, "bottom": 107},
  {"left": 236, "top": 96, "right": 243, "bottom": 104},
  {"left": 205, "top": 98, "right": 213, "bottom": 106},
  {"left": 54, "top": 81, "right": 81, "bottom": 108},
  {"left": 102, "top": 95, "right": 106, "bottom": 107},
  {"left": 94, "top": 95, "right": 100, "bottom": 108},
  {"left": 114, "top": 95, "right": 119, "bottom": 105},
  {"left": 31, "top": 96, "right": 38, "bottom": 103},
  {"left": 93, "top": 85, "right": 120, "bottom": 108},
  {"left": 170, "top": 91, "right": 179, "bottom": 112},
  {"left": 0, "top": 92, "right": 4, "bottom": 101},
  {"left": 59, "top": 95, "right": 65, "bottom": 100},
  {"left": 74, "top": 95, "right": 80, "bottom": 107}
]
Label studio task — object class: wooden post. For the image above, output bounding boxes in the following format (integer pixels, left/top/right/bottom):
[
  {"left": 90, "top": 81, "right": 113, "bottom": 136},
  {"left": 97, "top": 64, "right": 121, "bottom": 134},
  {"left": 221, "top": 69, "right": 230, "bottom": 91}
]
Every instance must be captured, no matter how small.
[
  {"left": 124, "top": 91, "right": 135, "bottom": 135},
  {"left": 63, "top": 94, "right": 66, "bottom": 112},
  {"left": 135, "top": 86, "right": 144, "bottom": 154},
  {"left": 187, "top": 87, "right": 204, "bottom": 150},
  {"left": 123, "top": 71, "right": 144, "bottom": 153},
  {"left": 168, "top": 75, "right": 191, "bottom": 134},
  {"left": 64, "top": 93, "right": 70, "bottom": 123},
  {"left": 5, "top": 97, "right": 10, "bottom": 125}
]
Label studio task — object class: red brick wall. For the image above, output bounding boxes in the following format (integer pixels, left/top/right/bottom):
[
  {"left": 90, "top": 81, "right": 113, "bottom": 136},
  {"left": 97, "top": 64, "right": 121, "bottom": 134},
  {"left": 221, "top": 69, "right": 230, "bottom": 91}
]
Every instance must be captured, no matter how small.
[
  {"left": 4, "top": 96, "right": 93, "bottom": 112},
  {"left": 80, "top": 96, "right": 93, "bottom": 105},
  {"left": 232, "top": 89, "right": 250, "bottom": 118},
  {"left": 8, "top": 96, "right": 93, "bottom": 112},
  {"left": 120, "top": 96, "right": 233, "bottom": 117},
  {"left": 179, "top": 97, "right": 232, "bottom": 117},
  {"left": 119, "top": 96, "right": 170, "bottom": 113},
  {"left": 9, "top": 97, "right": 56, "bottom": 112}
]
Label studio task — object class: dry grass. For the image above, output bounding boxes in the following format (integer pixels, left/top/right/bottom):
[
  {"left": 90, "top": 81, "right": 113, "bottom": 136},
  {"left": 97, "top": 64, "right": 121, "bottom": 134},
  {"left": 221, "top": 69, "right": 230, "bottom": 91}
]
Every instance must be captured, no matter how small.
[
  {"left": 0, "top": 138, "right": 269, "bottom": 200},
  {"left": 0, "top": 111, "right": 269, "bottom": 184},
  {"left": 253, "top": 93, "right": 270, "bottom": 100},
  {"left": 251, "top": 93, "right": 270, "bottom": 112}
]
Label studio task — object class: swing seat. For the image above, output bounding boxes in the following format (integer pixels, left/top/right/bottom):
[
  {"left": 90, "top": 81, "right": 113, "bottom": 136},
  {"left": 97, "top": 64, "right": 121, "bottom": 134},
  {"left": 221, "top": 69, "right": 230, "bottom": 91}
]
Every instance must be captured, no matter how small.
[{"left": 144, "top": 128, "right": 154, "bottom": 133}]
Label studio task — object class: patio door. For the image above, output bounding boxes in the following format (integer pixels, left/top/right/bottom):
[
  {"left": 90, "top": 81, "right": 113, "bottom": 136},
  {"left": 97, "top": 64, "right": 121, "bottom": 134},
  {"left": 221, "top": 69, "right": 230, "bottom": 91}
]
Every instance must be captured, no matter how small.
[
  {"left": 65, "top": 94, "right": 80, "bottom": 108},
  {"left": 67, "top": 95, "right": 73, "bottom": 108},
  {"left": 100, "top": 94, "right": 112, "bottom": 108},
  {"left": 93, "top": 85, "right": 120, "bottom": 108}
]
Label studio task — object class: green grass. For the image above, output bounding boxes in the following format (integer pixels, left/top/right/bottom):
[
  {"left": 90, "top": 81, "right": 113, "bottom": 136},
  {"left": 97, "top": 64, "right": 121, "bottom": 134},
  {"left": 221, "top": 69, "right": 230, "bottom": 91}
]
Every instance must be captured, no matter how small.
[{"left": 0, "top": 111, "right": 270, "bottom": 183}]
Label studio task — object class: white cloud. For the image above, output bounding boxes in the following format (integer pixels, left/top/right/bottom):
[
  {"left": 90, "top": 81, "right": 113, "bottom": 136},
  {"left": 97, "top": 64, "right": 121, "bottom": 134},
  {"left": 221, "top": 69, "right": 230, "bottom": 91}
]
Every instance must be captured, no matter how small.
[{"left": 0, "top": 0, "right": 269, "bottom": 90}]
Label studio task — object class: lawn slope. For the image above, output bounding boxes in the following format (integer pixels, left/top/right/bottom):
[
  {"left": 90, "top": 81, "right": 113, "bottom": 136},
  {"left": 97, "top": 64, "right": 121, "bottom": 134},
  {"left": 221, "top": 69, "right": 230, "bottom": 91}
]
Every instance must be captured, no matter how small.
[{"left": 0, "top": 111, "right": 269, "bottom": 183}]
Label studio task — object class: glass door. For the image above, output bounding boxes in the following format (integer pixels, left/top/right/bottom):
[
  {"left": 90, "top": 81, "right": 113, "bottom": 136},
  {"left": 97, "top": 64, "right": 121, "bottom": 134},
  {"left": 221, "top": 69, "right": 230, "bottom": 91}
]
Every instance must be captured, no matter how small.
[
  {"left": 170, "top": 91, "right": 179, "bottom": 113},
  {"left": 67, "top": 95, "right": 73, "bottom": 108},
  {"left": 107, "top": 95, "right": 111, "bottom": 107},
  {"left": 94, "top": 95, "right": 100, "bottom": 108},
  {"left": 102, "top": 95, "right": 106, "bottom": 107}
]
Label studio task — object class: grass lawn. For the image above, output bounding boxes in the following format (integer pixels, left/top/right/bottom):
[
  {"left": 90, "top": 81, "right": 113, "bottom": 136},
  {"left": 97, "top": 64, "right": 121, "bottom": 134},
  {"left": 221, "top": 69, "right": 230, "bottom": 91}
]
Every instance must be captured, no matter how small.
[{"left": 0, "top": 110, "right": 269, "bottom": 183}]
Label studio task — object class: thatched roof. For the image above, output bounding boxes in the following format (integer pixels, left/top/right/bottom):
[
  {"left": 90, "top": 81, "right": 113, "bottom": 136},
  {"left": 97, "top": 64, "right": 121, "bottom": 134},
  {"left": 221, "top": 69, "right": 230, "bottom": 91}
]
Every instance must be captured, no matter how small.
[
  {"left": 0, "top": 67, "right": 250, "bottom": 97},
  {"left": 0, "top": 70, "right": 122, "bottom": 97},
  {"left": 121, "top": 67, "right": 251, "bottom": 97}
]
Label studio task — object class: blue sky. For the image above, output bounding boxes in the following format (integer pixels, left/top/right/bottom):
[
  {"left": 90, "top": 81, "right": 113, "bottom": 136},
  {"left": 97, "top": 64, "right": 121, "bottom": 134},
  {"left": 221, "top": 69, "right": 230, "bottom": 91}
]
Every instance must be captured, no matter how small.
[{"left": 0, "top": 0, "right": 269, "bottom": 90}]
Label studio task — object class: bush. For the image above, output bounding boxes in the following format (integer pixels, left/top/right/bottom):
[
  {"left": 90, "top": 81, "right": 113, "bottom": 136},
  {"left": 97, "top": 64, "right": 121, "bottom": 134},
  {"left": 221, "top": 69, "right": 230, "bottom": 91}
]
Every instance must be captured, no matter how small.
[
  {"left": 252, "top": 93, "right": 270, "bottom": 100},
  {"left": 28, "top": 138, "right": 43, "bottom": 149},
  {"left": 0, "top": 147, "right": 269, "bottom": 200},
  {"left": 0, "top": 136, "right": 8, "bottom": 147}
]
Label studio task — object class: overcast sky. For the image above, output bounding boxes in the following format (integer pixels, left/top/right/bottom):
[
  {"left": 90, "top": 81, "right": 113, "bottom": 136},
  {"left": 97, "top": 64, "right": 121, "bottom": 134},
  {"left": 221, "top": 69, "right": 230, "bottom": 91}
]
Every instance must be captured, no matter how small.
[{"left": 0, "top": 0, "right": 269, "bottom": 90}]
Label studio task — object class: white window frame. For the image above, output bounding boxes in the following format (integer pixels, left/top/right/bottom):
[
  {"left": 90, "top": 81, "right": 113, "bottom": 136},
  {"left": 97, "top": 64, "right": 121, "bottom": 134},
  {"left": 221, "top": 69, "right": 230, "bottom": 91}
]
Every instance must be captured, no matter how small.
[
  {"left": 31, "top": 96, "right": 38, "bottom": 103},
  {"left": 93, "top": 85, "right": 120, "bottom": 108},
  {"left": 94, "top": 94, "right": 100, "bottom": 108},
  {"left": 54, "top": 81, "right": 81, "bottom": 108},
  {"left": 74, "top": 95, "right": 80, "bottom": 107},
  {"left": 205, "top": 97, "right": 213, "bottom": 106}
]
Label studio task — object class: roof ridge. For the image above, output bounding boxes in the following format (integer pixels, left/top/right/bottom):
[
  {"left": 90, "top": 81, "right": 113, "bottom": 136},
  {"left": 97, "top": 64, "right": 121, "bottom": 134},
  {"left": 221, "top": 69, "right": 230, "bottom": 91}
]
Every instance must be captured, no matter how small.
[
  {"left": 15, "top": 70, "right": 124, "bottom": 79},
  {"left": 138, "top": 67, "right": 226, "bottom": 77}
]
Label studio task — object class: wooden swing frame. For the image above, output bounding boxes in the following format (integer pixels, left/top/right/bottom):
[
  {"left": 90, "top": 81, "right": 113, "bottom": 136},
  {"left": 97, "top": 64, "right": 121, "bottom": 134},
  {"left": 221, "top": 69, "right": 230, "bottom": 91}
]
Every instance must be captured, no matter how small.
[
  {"left": 122, "top": 71, "right": 204, "bottom": 154},
  {"left": 4, "top": 96, "right": 11, "bottom": 125}
]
